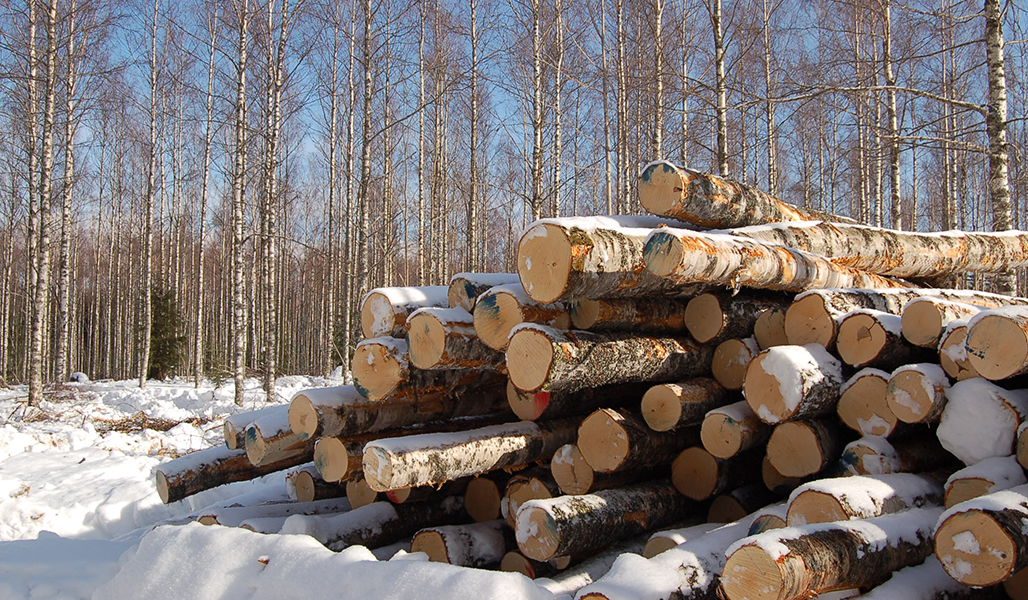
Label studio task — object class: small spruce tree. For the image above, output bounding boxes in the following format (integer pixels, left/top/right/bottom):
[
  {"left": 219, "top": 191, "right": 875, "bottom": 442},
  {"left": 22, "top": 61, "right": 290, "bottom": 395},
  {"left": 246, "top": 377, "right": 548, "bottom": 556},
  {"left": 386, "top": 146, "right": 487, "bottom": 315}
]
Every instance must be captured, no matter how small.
[{"left": 149, "top": 287, "right": 186, "bottom": 380}]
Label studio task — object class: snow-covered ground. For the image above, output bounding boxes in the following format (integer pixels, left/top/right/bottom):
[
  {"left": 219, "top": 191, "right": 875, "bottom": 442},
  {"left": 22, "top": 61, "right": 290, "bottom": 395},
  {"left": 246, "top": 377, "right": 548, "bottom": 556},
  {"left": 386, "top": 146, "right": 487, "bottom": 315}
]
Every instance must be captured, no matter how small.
[{"left": 0, "top": 377, "right": 555, "bottom": 599}]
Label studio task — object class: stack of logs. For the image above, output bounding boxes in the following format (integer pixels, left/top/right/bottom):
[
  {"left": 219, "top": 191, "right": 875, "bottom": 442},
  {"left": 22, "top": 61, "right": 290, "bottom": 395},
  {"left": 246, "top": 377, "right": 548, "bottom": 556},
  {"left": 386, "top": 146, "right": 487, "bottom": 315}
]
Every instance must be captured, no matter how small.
[{"left": 154, "top": 160, "right": 1028, "bottom": 600}]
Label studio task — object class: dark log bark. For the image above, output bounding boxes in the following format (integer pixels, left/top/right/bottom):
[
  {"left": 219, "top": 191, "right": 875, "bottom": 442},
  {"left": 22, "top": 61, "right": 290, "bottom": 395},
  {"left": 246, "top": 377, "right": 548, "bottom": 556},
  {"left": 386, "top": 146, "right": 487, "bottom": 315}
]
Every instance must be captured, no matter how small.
[
  {"left": 506, "top": 380, "right": 647, "bottom": 422},
  {"left": 641, "top": 377, "right": 729, "bottom": 432},
  {"left": 570, "top": 297, "right": 690, "bottom": 333},
  {"left": 290, "top": 468, "right": 346, "bottom": 503},
  {"left": 155, "top": 444, "right": 309, "bottom": 504},
  {"left": 684, "top": 291, "right": 791, "bottom": 345}
]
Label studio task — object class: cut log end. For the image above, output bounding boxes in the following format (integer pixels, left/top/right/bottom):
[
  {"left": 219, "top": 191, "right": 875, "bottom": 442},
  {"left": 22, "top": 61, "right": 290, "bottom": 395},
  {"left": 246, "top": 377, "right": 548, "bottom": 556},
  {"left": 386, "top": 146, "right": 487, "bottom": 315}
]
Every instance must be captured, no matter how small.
[
  {"left": 551, "top": 445, "right": 594, "bottom": 495},
  {"left": 352, "top": 343, "right": 404, "bottom": 399},
  {"left": 767, "top": 422, "right": 829, "bottom": 478},
  {"left": 407, "top": 312, "right": 447, "bottom": 370},
  {"left": 968, "top": 314, "right": 1028, "bottom": 381},
  {"left": 410, "top": 530, "right": 449, "bottom": 563},
  {"left": 787, "top": 489, "right": 848, "bottom": 525},
  {"left": 345, "top": 477, "right": 380, "bottom": 509},
  {"left": 155, "top": 470, "right": 171, "bottom": 504},
  {"left": 473, "top": 291, "right": 522, "bottom": 351},
  {"left": 671, "top": 447, "right": 719, "bottom": 501},
  {"left": 754, "top": 307, "right": 789, "bottom": 349},
  {"left": 641, "top": 231, "right": 685, "bottom": 277},
  {"left": 506, "top": 328, "right": 556, "bottom": 393},
  {"left": 570, "top": 298, "right": 600, "bottom": 329},
  {"left": 313, "top": 437, "right": 353, "bottom": 483},
  {"left": 293, "top": 470, "right": 318, "bottom": 503},
  {"left": 224, "top": 421, "right": 243, "bottom": 450},
  {"left": 506, "top": 381, "right": 550, "bottom": 421},
  {"left": 638, "top": 161, "right": 685, "bottom": 216},
  {"left": 744, "top": 352, "right": 791, "bottom": 422},
  {"left": 937, "top": 510, "right": 1018, "bottom": 587},
  {"left": 700, "top": 412, "right": 745, "bottom": 459},
  {"left": 836, "top": 313, "right": 888, "bottom": 367},
  {"left": 640, "top": 384, "right": 684, "bottom": 432},
  {"left": 939, "top": 326, "right": 980, "bottom": 381},
  {"left": 577, "top": 409, "right": 630, "bottom": 473},
  {"left": 642, "top": 536, "right": 679, "bottom": 558},
  {"left": 288, "top": 395, "right": 319, "bottom": 440},
  {"left": 721, "top": 544, "right": 787, "bottom": 600},
  {"left": 902, "top": 300, "right": 945, "bottom": 347},
  {"left": 886, "top": 370, "right": 938, "bottom": 424},
  {"left": 465, "top": 477, "right": 504, "bottom": 522},
  {"left": 784, "top": 294, "right": 835, "bottom": 347},
  {"left": 762, "top": 454, "right": 804, "bottom": 495},
  {"left": 708, "top": 494, "right": 748, "bottom": 524},
  {"left": 517, "top": 223, "right": 572, "bottom": 304},
  {"left": 945, "top": 478, "right": 995, "bottom": 509},
  {"left": 517, "top": 505, "right": 560, "bottom": 561},
  {"left": 685, "top": 293, "right": 725, "bottom": 344},
  {"left": 836, "top": 372, "right": 896, "bottom": 437},
  {"left": 712, "top": 338, "right": 758, "bottom": 391}
]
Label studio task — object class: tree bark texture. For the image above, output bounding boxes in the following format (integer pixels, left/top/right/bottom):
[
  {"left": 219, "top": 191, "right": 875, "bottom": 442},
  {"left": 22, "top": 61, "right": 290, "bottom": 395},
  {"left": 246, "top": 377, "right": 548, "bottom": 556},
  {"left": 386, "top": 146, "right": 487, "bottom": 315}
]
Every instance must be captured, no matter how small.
[
  {"left": 472, "top": 283, "right": 569, "bottom": 351},
  {"left": 641, "top": 377, "right": 730, "bottom": 432},
  {"left": 570, "top": 297, "right": 690, "bottom": 333},
  {"left": 506, "top": 380, "right": 647, "bottom": 422},
  {"left": 407, "top": 307, "right": 505, "bottom": 371},
  {"left": 155, "top": 444, "right": 306, "bottom": 504},
  {"left": 360, "top": 286, "right": 449, "bottom": 339},
  {"left": 578, "top": 408, "right": 698, "bottom": 473}
]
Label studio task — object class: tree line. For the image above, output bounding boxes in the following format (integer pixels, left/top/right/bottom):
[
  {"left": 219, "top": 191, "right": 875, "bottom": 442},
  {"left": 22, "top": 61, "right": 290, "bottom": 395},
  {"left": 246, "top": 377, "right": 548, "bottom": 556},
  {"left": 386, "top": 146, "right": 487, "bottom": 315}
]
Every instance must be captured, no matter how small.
[{"left": 0, "top": 0, "right": 1025, "bottom": 404}]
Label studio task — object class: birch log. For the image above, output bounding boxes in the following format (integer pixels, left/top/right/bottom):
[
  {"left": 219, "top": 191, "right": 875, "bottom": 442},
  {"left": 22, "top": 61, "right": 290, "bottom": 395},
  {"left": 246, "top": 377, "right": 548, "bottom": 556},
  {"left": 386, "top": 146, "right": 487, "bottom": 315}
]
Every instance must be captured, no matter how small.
[
  {"left": 765, "top": 419, "right": 844, "bottom": 478},
  {"left": 411, "top": 520, "right": 512, "bottom": 567},
  {"left": 550, "top": 444, "right": 664, "bottom": 496},
  {"left": 711, "top": 337, "right": 760, "bottom": 391},
  {"left": 570, "top": 297, "right": 690, "bottom": 333},
  {"left": 840, "top": 435, "right": 954, "bottom": 476},
  {"left": 514, "top": 479, "right": 694, "bottom": 562},
  {"left": 684, "top": 291, "right": 790, "bottom": 345},
  {"left": 762, "top": 454, "right": 808, "bottom": 495},
  {"left": 223, "top": 405, "right": 282, "bottom": 450},
  {"left": 464, "top": 473, "right": 511, "bottom": 522},
  {"left": 938, "top": 378, "right": 1028, "bottom": 466},
  {"left": 502, "top": 467, "right": 560, "bottom": 527},
  {"left": 643, "top": 228, "right": 910, "bottom": 294},
  {"left": 155, "top": 444, "right": 306, "bottom": 504},
  {"left": 721, "top": 507, "right": 942, "bottom": 600},
  {"left": 637, "top": 161, "right": 841, "bottom": 227},
  {"left": 743, "top": 344, "right": 844, "bottom": 424},
  {"left": 362, "top": 418, "right": 578, "bottom": 491},
  {"left": 671, "top": 447, "right": 759, "bottom": 501},
  {"left": 939, "top": 319, "right": 981, "bottom": 381},
  {"left": 902, "top": 297, "right": 983, "bottom": 348},
  {"left": 245, "top": 410, "right": 313, "bottom": 467},
  {"left": 643, "top": 522, "right": 720, "bottom": 558},
  {"left": 291, "top": 469, "right": 346, "bottom": 503},
  {"left": 641, "top": 377, "right": 729, "bottom": 432},
  {"left": 966, "top": 307, "right": 1028, "bottom": 381},
  {"left": 754, "top": 306, "right": 789, "bottom": 349},
  {"left": 506, "top": 380, "right": 647, "bottom": 422},
  {"left": 836, "top": 368, "right": 903, "bottom": 437},
  {"left": 448, "top": 272, "right": 519, "bottom": 312},
  {"left": 945, "top": 456, "right": 1027, "bottom": 508},
  {"left": 345, "top": 475, "right": 380, "bottom": 509},
  {"left": 577, "top": 408, "right": 698, "bottom": 473},
  {"left": 506, "top": 325, "right": 713, "bottom": 395},
  {"left": 473, "top": 284, "right": 569, "bottom": 351},
  {"left": 361, "top": 286, "right": 449, "bottom": 339},
  {"left": 351, "top": 338, "right": 497, "bottom": 402},
  {"left": 836, "top": 309, "right": 931, "bottom": 369},
  {"left": 887, "top": 363, "right": 951, "bottom": 424},
  {"left": 708, "top": 485, "right": 777, "bottom": 524},
  {"left": 700, "top": 400, "right": 770, "bottom": 459},
  {"left": 785, "top": 473, "right": 944, "bottom": 526},
  {"left": 516, "top": 216, "right": 700, "bottom": 304},
  {"left": 406, "top": 307, "right": 505, "bottom": 371}
]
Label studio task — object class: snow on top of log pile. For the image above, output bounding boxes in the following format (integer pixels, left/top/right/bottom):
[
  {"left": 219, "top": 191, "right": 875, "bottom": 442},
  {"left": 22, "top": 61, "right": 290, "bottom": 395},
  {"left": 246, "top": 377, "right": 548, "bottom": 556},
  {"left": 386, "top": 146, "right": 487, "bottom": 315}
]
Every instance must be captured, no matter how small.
[
  {"left": 355, "top": 336, "right": 407, "bottom": 358},
  {"left": 888, "top": 363, "right": 949, "bottom": 415},
  {"left": 786, "top": 474, "right": 941, "bottom": 525},
  {"left": 449, "top": 272, "right": 520, "bottom": 286},
  {"left": 848, "top": 309, "right": 903, "bottom": 335},
  {"left": 521, "top": 214, "right": 698, "bottom": 237},
  {"left": 408, "top": 306, "right": 474, "bottom": 325},
  {"left": 860, "top": 557, "right": 972, "bottom": 600},
  {"left": 937, "top": 378, "right": 1028, "bottom": 465},
  {"left": 936, "top": 482, "right": 1028, "bottom": 524},
  {"left": 747, "top": 343, "right": 841, "bottom": 422},
  {"left": 361, "top": 286, "right": 449, "bottom": 307},
  {"left": 945, "top": 455, "right": 1026, "bottom": 492}
]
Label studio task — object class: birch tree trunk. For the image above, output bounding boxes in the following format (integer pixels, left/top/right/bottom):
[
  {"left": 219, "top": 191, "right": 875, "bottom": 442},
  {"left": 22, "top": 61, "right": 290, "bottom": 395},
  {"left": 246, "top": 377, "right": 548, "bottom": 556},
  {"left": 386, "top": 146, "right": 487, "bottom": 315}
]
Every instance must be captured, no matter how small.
[
  {"left": 194, "top": 6, "right": 217, "bottom": 387},
  {"left": 985, "top": 0, "right": 1014, "bottom": 295},
  {"left": 55, "top": 0, "right": 78, "bottom": 382},
  {"left": 231, "top": 0, "right": 250, "bottom": 405}
]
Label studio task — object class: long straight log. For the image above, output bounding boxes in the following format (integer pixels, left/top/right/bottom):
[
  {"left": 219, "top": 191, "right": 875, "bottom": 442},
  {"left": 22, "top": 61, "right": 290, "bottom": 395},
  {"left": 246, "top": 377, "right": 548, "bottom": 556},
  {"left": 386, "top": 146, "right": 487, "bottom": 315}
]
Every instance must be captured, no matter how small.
[
  {"left": 945, "top": 456, "right": 1028, "bottom": 508},
  {"left": 641, "top": 377, "right": 729, "bottom": 432},
  {"left": 887, "top": 363, "right": 951, "bottom": 424},
  {"left": 638, "top": 161, "right": 843, "bottom": 227},
  {"left": 935, "top": 483, "right": 1028, "bottom": 587},
  {"left": 514, "top": 479, "right": 694, "bottom": 562},
  {"left": 506, "top": 380, "right": 647, "bottom": 422},
  {"left": 155, "top": 444, "right": 306, "bottom": 504},
  {"left": 967, "top": 306, "right": 1028, "bottom": 381},
  {"left": 362, "top": 418, "right": 579, "bottom": 491},
  {"left": 223, "top": 405, "right": 282, "bottom": 450},
  {"left": 684, "top": 291, "right": 791, "bottom": 345},
  {"left": 244, "top": 409, "right": 313, "bottom": 467},
  {"left": 506, "top": 325, "right": 713, "bottom": 395},
  {"left": 516, "top": 216, "right": 702, "bottom": 304},
  {"left": 550, "top": 444, "right": 664, "bottom": 496},
  {"left": 786, "top": 472, "right": 944, "bottom": 526},
  {"left": 578, "top": 408, "right": 698, "bottom": 473},
  {"left": 406, "top": 307, "right": 505, "bottom": 371},
  {"left": 836, "top": 309, "right": 931, "bottom": 369},
  {"left": 643, "top": 228, "right": 910, "bottom": 294},
  {"left": 570, "top": 297, "right": 690, "bottom": 333},
  {"left": 448, "top": 272, "right": 519, "bottom": 312},
  {"left": 711, "top": 337, "right": 760, "bottom": 391},
  {"left": 411, "top": 520, "right": 513, "bottom": 567},
  {"left": 836, "top": 368, "right": 903, "bottom": 437},
  {"left": 473, "top": 284, "right": 569, "bottom": 351},
  {"left": 281, "top": 497, "right": 467, "bottom": 552},
  {"left": 700, "top": 400, "right": 770, "bottom": 458},
  {"left": 744, "top": 344, "right": 844, "bottom": 424},
  {"left": 721, "top": 506, "right": 943, "bottom": 600},
  {"left": 902, "top": 297, "right": 983, "bottom": 348},
  {"left": 840, "top": 435, "right": 955, "bottom": 476},
  {"left": 938, "top": 378, "right": 1028, "bottom": 466},
  {"left": 360, "top": 285, "right": 449, "bottom": 339},
  {"left": 288, "top": 383, "right": 508, "bottom": 441}
]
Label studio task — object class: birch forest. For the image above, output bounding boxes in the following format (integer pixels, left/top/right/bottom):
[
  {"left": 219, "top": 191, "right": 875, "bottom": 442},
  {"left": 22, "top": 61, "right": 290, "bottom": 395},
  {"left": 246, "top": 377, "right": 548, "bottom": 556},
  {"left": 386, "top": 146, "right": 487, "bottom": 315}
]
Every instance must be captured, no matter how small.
[{"left": 1, "top": 0, "right": 1027, "bottom": 402}]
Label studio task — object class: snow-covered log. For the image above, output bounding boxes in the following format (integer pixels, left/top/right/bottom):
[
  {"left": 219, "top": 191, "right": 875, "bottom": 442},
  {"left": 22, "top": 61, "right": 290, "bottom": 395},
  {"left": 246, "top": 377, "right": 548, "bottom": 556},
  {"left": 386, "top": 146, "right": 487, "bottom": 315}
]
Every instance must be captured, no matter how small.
[
  {"left": 360, "top": 286, "right": 449, "bottom": 339},
  {"left": 550, "top": 444, "right": 664, "bottom": 496},
  {"left": 362, "top": 418, "right": 579, "bottom": 491},
  {"left": 754, "top": 306, "right": 790, "bottom": 349},
  {"left": 684, "top": 291, "right": 791, "bottom": 345},
  {"left": 939, "top": 318, "right": 980, "bottom": 381},
  {"left": 570, "top": 297, "right": 690, "bottom": 333},
  {"left": 507, "top": 380, "right": 648, "bottom": 422},
  {"left": 351, "top": 338, "right": 500, "bottom": 402},
  {"left": 643, "top": 228, "right": 908, "bottom": 294},
  {"left": 448, "top": 272, "right": 519, "bottom": 312},
  {"left": 637, "top": 161, "right": 839, "bottom": 228},
  {"left": 536, "top": 535, "right": 649, "bottom": 597},
  {"left": 860, "top": 557, "right": 1000, "bottom": 600},
  {"left": 410, "top": 520, "right": 513, "bottom": 567},
  {"left": 671, "top": 446, "right": 758, "bottom": 501},
  {"left": 840, "top": 435, "right": 954, "bottom": 476},
  {"left": 887, "top": 363, "right": 951, "bottom": 424},
  {"left": 966, "top": 306, "right": 1028, "bottom": 381},
  {"left": 514, "top": 479, "right": 694, "bottom": 562},
  {"left": 506, "top": 325, "right": 713, "bottom": 395},
  {"left": 290, "top": 468, "right": 345, "bottom": 503},
  {"left": 195, "top": 497, "right": 352, "bottom": 527},
  {"left": 744, "top": 344, "right": 844, "bottom": 424},
  {"left": 642, "top": 522, "right": 719, "bottom": 558},
  {"left": 472, "top": 284, "right": 569, "bottom": 351},
  {"left": 902, "top": 297, "right": 983, "bottom": 348},
  {"left": 934, "top": 483, "right": 1028, "bottom": 587},
  {"left": 785, "top": 473, "right": 944, "bottom": 526},
  {"left": 700, "top": 400, "right": 769, "bottom": 458},
  {"left": 499, "top": 551, "right": 560, "bottom": 579},
  {"left": 945, "top": 456, "right": 1027, "bottom": 508},
  {"left": 155, "top": 444, "right": 307, "bottom": 504},
  {"left": 749, "top": 502, "right": 789, "bottom": 535},
  {"left": 765, "top": 419, "right": 844, "bottom": 478},
  {"left": 836, "top": 309, "right": 931, "bottom": 369},
  {"left": 938, "top": 378, "right": 1028, "bottom": 465},
  {"left": 721, "top": 507, "right": 942, "bottom": 600},
  {"left": 836, "top": 368, "right": 904, "bottom": 437},
  {"left": 223, "top": 405, "right": 282, "bottom": 450},
  {"left": 502, "top": 468, "right": 560, "bottom": 527},
  {"left": 288, "top": 383, "right": 507, "bottom": 441},
  {"left": 244, "top": 409, "right": 313, "bottom": 467},
  {"left": 516, "top": 216, "right": 699, "bottom": 304},
  {"left": 281, "top": 497, "right": 467, "bottom": 552},
  {"left": 406, "top": 307, "right": 505, "bottom": 371},
  {"left": 575, "top": 515, "right": 758, "bottom": 600},
  {"left": 711, "top": 337, "right": 760, "bottom": 391},
  {"left": 578, "top": 408, "right": 698, "bottom": 473},
  {"left": 641, "top": 377, "right": 729, "bottom": 432}
]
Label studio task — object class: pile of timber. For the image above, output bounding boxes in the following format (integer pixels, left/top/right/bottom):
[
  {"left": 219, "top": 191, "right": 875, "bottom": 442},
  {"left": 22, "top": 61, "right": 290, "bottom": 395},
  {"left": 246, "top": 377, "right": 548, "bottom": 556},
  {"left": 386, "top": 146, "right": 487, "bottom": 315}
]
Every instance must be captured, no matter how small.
[{"left": 153, "top": 160, "right": 1028, "bottom": 599}]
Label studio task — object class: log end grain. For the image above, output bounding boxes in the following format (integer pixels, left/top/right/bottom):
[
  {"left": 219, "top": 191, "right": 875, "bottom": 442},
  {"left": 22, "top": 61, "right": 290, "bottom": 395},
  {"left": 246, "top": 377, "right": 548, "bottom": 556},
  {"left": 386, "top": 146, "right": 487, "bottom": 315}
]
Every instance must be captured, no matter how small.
[
  {"left": 352, "top": 343, "right": 404, "bottom": 400},
  {"left": 743, "top": 351, "right": 792, "bottom": 423},
  {"left": 640, "top": 384, "right": 684, "bottom": 432},
  {"left": 551, "top": 444, "right": 594, "bottom": 496},
  {"left": 360, "top": 291, "right": 394, "bottom": 339},
  {"left": 345, "top": 477, "right": 380, "bottom": 509},
  {"left": 762, "top": 454, "right": 804, "bottom": 495},
  {"left": 836, "top": 371, "right": 896, "bottom": 437},
  {"left": 700, "top": 411, "right": 745, "bottom": 459},
  {"left": 766, "top": 421, "right": 829, "bottom": 478},
  {"left": 836, "top": 312, "right": 887, "bottom": 368},
  {"left": 313, "top": 437, "right": 353, "bottom": 483},
  {"left": 642, "top": 535, "right": 680, "bottom": 558},
  {"left": 784, "top": 294, "right": 836, "bottom": 347},
  {"left": 886, "top": 369, "right": 937, "bottom": 424},
  {"left": 578, "top": 409, "right": 631, "bottom": 473},
  {"left": 155, "top": 470, "right": 172, "bottom": 504},
  {"left": 786, "top": 489, "right": 848, "bottom": 525},
  {"left": 466, "top": 477, "right": 504, "bottom": 522},
  {"left": 712, "top": 338, "right": 758, "bottom": 391},
  {"left": 516, "top": 505, "right": 560, "bottom": 562},
  {"left": 641, "top": 230, "right": 685, "bottom": 277},
  {"left": 407, "top": 311, "right": 447, "bottom": 370},
  {"left": 944, "top": 478, "right": 995, "bottom": 509},
  {"left": 638, "top": 161, "right": 686, "bottom": 217},
  {"left": 721, "top": 544, "right": 790, "bottom": 600},
  {"left": 967, "top": 314, "right": 1028, "bottom": 381},
  {"left": 902, "top": 300, "right": 945, "bottom": 347},
  {"left": 754, "top": 307, "right": 789, "bottom": 350},
  {"left": 473, "top": 291, "right": 522, "bottom": 351},
  {"left": 517, "top": 223, "right": 572, "bottom": 304},
  {"left": 939, "top": 326, "right": 980, "bottom": 381},
  {"left": 287, "top": 394, "right": 319, "bottom": 440},
  {"left": 936, "top": 510, "right": 1018, "bottom": 587},
  {"left": 410, "top": 530, "right": 450, "bottom": 563},
  {"left": 671, "top": 447, "right": 719, "bottom": 501},
  {"left": 685, "top": 293, "right": 725, "bottom": 344},
  {"left": 223, "top": 421, "right": 243, "bottom": 450},
  {"left": 570, "top": 298, "right": 601, "bottom": 330},
  {"left": 506, "top": 381, "right": 551, "bottom": 421},
  {"left": 293, "top": 470, "right": 318, "bottom": 503},
  {"left": 708, "top": 493, "right": 749, "bottom": 524},
  {"left": 506, "top": 328, "right": 556, "bottom": 393}
]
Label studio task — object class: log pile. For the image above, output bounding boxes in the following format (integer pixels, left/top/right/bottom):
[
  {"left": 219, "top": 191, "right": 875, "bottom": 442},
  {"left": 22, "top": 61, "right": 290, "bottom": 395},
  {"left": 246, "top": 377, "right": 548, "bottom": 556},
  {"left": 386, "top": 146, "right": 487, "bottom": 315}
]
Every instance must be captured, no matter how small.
[{"left": 153, "top": 160, "right": 1028, "bottom": 599}]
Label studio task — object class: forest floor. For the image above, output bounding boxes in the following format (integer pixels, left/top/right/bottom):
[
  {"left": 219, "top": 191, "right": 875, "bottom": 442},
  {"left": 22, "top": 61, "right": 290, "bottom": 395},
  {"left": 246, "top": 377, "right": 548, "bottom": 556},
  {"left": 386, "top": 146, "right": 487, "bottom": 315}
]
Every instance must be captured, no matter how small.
[{"left": 0, "top": 376, "right": 553, "bottom": 600}]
